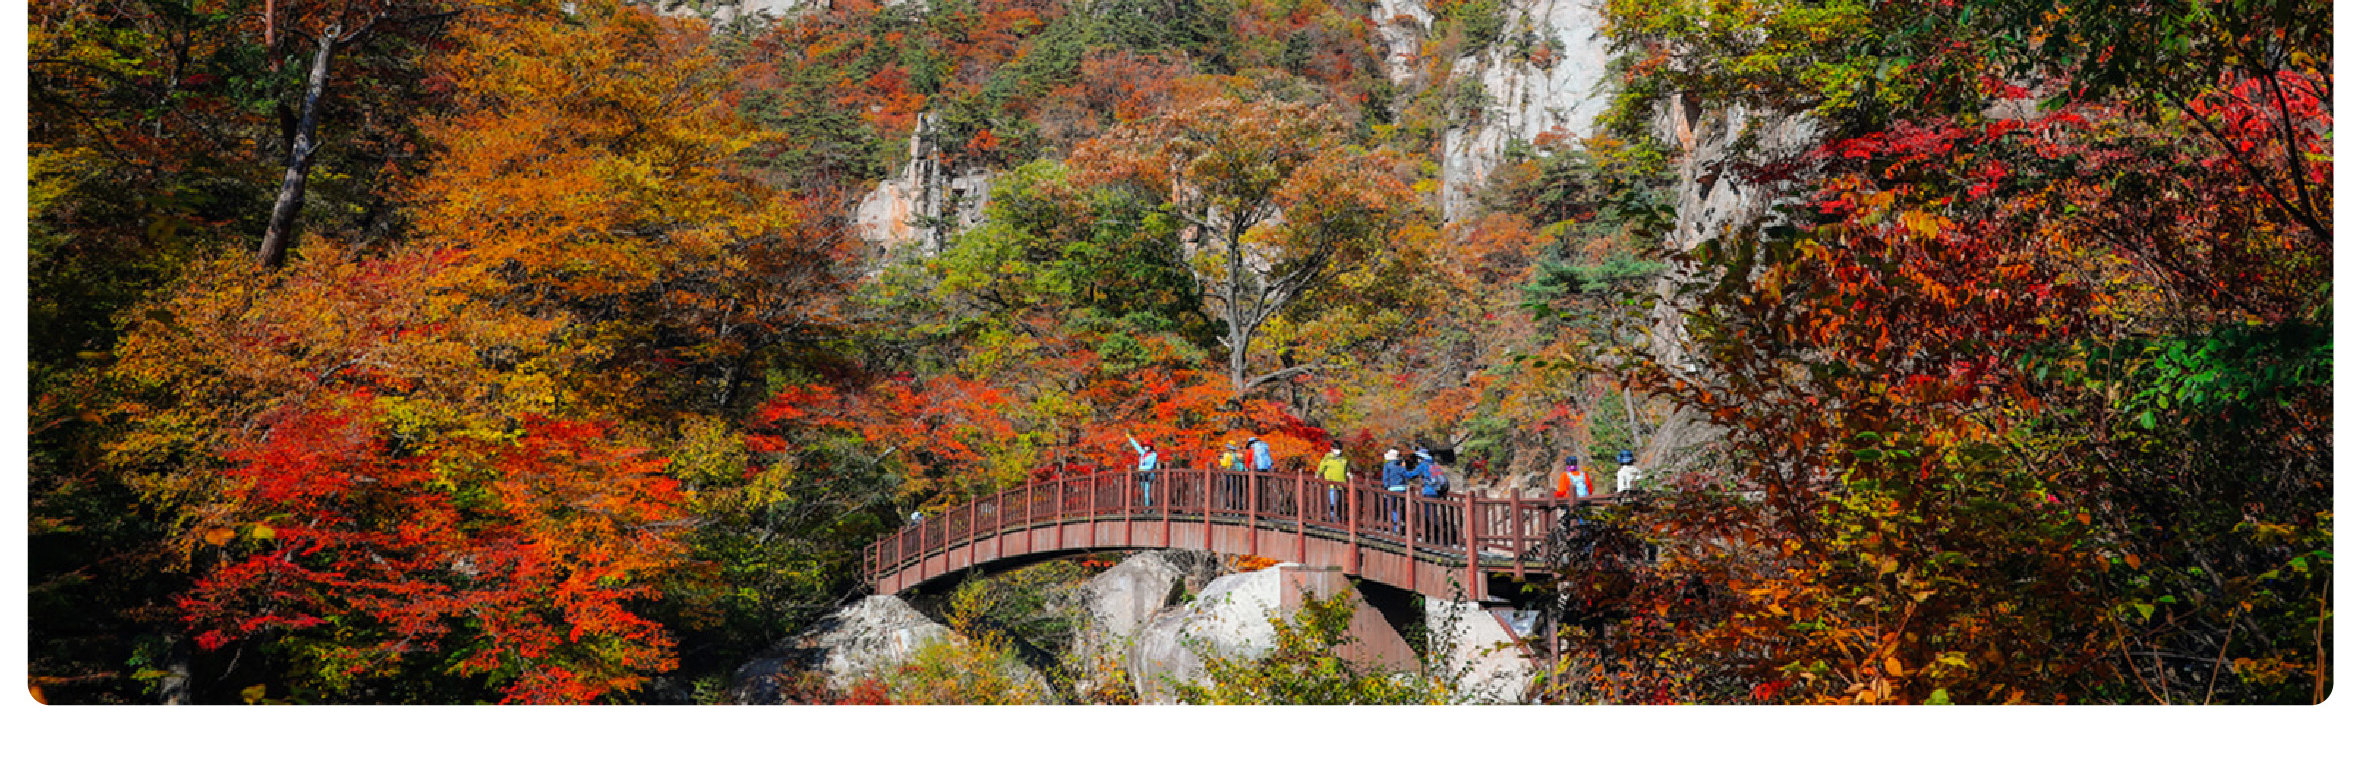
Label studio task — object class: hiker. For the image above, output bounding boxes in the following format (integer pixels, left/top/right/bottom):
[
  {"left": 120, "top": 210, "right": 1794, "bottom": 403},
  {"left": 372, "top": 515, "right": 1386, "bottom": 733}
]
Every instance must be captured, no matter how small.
[
  {"left": 1381, "top": 448, "right": 1410, "bottom": 532},
  {"left": 1555, "top": 454, "right": 1592, "bottom": 527},
  {"left": 1127, "top": 433, "right": 1159, "bottom": 508},
  {"left": 1614, "top": 450, "right": 1642, "bottom": 493},
  {"left": 1555, "top": 455, "right": 1593, "bottom": 500},
  {"left": 1248, "top": 434, "right": 1274, "bottom": 472},
  {"left": 908, "top": 510, "right": 924, "bottom": 527},
  {"left": 1410, "top": 448, "right": 1445, "bottom": 531},
  {"left": 1316, "top": 443, "right": 1349, "bottom": 519},
  {"left": 1218, "top": 441, "right": 1244, "bottom": 510}
]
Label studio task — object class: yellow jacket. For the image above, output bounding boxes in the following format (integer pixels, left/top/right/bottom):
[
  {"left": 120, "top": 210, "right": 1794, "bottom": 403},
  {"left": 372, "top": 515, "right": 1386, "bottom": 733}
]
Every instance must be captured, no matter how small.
[{"left": 1317, "top": 453, "right": 1349, "bottom": 483}]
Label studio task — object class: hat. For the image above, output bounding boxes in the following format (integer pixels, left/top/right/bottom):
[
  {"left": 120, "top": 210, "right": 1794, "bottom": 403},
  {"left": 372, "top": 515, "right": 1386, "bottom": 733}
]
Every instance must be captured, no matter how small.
[
  {"left": 1415, "top": 450, "right": 1432, "bottom": 460},
  {"left": 1617, "top": 450, "right": 1635, "bottom": 464},
  {"left": 1565, "top": 455, "right": 1581, "bottom": 466},
  {"left": 1383, "top": 449, "right": 1400, "bottom": 462}
]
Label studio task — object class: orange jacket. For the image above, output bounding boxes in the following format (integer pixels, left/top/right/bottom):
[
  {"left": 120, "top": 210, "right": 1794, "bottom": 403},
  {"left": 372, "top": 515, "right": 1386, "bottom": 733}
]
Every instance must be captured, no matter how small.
[{"left": 1554, "top": 469, "right": 1592, "bottom": 499}]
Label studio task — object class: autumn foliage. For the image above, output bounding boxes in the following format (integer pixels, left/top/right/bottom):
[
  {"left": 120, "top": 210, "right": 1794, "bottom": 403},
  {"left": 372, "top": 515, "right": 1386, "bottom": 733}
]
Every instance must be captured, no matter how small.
[{"left": 27, "top": 0, "right": 2330, "bottom": 709}]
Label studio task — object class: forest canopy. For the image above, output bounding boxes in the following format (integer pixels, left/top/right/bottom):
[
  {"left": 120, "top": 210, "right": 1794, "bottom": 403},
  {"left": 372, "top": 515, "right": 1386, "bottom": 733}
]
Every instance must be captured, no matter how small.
[{"left": 26, "top": 0, "right": 2330, "bottom": 706}]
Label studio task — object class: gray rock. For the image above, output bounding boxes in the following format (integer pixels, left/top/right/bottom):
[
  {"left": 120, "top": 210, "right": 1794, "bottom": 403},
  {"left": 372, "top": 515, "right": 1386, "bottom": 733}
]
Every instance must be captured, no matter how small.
[
  {"left": 1085, "top": 553, "right": 1184, "bottom": 642},
  {"left": 1436, "top": 0, "right": 1617, "bottom": 221},
  {"left": 855, "top": 111, "right": 995, "bottom": 256},
  {"left": 1424, "top": 600, "right": 1537, "bottom": 703},
  {"left": 729, "top": 594, "right": 951, "bottom": 703},
  {"left": 1126, "top": 564, "right": 1292, "bottom": 702},
  {"left": 1052, "top": 549, "right": 1221, "bottom": 699},
  {"left": 1368, "top": 0, "right": 1435, "bottom": 85}
]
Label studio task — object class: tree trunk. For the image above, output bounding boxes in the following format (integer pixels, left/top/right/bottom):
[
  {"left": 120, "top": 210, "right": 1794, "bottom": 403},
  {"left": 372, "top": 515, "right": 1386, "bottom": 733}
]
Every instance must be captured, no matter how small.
[
  {"left": 254, "top": 27, "right": 340, "bottom": 270},
  {"left": 1228, "top": 317, "right": 1250, "bottom": 394},
  {"left": 1225, "top": 233, "right": 1251, "bottom": 394},
  {"left": 157, "top": 635, "right": 192, "bottom": 705}
]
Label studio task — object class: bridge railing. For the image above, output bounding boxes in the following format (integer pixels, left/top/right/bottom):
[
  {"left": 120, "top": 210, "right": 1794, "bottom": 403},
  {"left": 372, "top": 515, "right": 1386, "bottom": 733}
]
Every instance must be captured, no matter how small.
[{"left": 865, "top": 469, "right": 1612, "bottom": 589}]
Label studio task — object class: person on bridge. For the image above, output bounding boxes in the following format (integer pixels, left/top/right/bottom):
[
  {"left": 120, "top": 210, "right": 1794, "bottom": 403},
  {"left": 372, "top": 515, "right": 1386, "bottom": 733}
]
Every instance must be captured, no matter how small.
[
  {"left": 1555, "top": 455, "right": 1593, "bottom": 499},
  {"left": 1557, "top": 454, "right": 1594, "bottom": 508},
  {"left": 1249, "top": 435, "right": 1274, "bottom": 472},
  {"left": 1614, "top": 450, "right": 1642, "bottom": 493},
  {"left": 1406, "top": 448, "right": 1435, "bottom": 483},
  {"left": 1554, "top": 455, "right": 1592, "bottom": 528},
  {"left": 1409, "top": 449, "right": 1444, "bottom": 531},
  {"left": 1219, "top": 442, "right": 1244, "bottom": 510},
  {"left": 1128, "top": 433, "right": 1159, "bottom": 508},
  {"left": 1317, "top": 443, "right": 1349, "bottom": 519},
  {"left": 1381, "top": 448, "right": 1409, "bottom": 532},
  {"left": 1418, "top": 452, "right": 1450, "bottom": 498}
]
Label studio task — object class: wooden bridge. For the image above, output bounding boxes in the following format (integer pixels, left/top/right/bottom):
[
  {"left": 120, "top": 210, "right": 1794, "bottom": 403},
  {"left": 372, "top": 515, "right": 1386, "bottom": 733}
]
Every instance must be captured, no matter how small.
[{"left": 864, "top": 468, "right": 1608, "bottom": 600}]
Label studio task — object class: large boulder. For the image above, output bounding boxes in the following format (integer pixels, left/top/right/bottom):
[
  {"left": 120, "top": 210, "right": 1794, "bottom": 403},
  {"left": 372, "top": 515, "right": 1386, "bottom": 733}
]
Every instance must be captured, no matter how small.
[
  {"left": 1126, "top": 564, "right": 1293, "bottom": 702},
  {"left": 729, "top": 595, "right": 952, "bottom": 703},
  {"left": 1424, "top": 600, "right": 1538, "bottom": 703},
  {"left": 1048, "top": 549, "right": 1220, "bottom": 700},
  {"left": 1082, "top": 549, "right": 1221, "bottom": 642}
]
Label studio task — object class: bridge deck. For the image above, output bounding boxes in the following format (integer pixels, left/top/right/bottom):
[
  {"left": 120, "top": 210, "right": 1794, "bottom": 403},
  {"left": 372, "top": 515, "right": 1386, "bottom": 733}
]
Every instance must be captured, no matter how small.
[{"left": 865, "top": 469, "right": 1610, "bottom": 599}]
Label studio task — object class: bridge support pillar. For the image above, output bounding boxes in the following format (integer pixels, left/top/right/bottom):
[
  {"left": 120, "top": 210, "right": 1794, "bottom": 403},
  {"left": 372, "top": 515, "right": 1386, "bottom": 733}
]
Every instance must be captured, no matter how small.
[
  {"left": 1347, "top": 480, "right": 1360, "bottom": 576},
  {"left": 1278, "top": 565, "right": 1418, "bottom": 671}
]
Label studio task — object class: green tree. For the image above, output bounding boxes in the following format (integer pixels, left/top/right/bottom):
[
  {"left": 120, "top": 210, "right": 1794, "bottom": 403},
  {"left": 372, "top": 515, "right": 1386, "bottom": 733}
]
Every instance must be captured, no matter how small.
[{"left": 1173, "top": 590, "right": 1464, "bottom": 705}]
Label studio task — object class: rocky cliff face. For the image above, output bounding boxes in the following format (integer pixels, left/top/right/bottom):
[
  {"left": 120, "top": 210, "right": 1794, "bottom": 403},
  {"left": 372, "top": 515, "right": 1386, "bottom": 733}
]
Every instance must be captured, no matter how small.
[
  {"left": 1370, "top": 0, "right": 1804, "bottom": 242},
  {"left": 1368, "top": 0, "right": 1435, "bottom": 84},
  {"left": 1439, "top": 1, "right": 1616, "bottom": 221},
  {"left": 646, "top": 0, "right": 816, "bottom": 25},
  {"left": 1652, "top": 99, "right": 1819, "bottom": 251},
  {"left": 853, "top": 112, "right": 995, "bottom": 256}
]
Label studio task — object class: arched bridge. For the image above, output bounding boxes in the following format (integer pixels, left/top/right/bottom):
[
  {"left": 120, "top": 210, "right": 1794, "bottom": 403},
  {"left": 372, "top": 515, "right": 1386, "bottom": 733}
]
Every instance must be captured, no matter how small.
[{"left": 865, "top": 469, "right": 1609, "bottom": 600}]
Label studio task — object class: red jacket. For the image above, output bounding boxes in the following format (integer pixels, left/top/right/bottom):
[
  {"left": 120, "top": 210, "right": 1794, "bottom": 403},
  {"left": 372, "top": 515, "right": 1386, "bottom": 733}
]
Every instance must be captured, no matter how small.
[{"left": 1554, "top": 469, "right": 1592, "bottom": 499}]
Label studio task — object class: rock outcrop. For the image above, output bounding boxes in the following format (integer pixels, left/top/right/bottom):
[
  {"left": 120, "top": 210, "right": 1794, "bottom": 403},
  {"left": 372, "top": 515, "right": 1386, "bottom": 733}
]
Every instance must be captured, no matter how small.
[
  {"left": 757, "top": 553, "right": 1546, "bottom": 704},
  {"left": 853, "top": 111, "right": 994, "bottom": 256},
  {"left": 646, "top": 0, "right": 817, "bottom": 25},
  {"left": 1653, "top": 100, "right": 1819, "bottom": 251},
  {"left": 1125, "top": 563, "right": 1293, "bottom": 702},
  {"left": 1081, "top": 549, "right": 1224, "bottom": 643},
  {"left": 1431, "top": 0, "right": 1617, "bottom": 221},
  {"left": 1368, "top": 0, "right": 1435, "bottom": 85},
  {"left": 1424, "top": 599, "right": 1536, "bottom": 703},
  {"left": 730, "top": 594, "right": 952, "bottom": 702}
]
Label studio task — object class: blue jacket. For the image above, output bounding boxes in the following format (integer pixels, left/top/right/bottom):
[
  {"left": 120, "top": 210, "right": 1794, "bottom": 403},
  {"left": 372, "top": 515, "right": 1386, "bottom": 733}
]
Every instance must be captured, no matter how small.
[
  {"left": 1128, "top": 438, "right": 1158, "bottom": 472},
  {"left": 1249, "top": 440, "right": 1273, "bottom": 471},
  {"left": 1421, "top": 466, "right": 1449, "bottom": 497},
  {"left": 1406, "top": 459, "right": 1441, "bottom": 495},
  {"left": 1382, "top": 460, "right": 1410, "bottom": 489}
]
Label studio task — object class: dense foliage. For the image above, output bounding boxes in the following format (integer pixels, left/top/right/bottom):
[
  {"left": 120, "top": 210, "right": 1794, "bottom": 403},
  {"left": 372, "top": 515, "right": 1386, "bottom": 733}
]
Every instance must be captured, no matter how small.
[
  {"left": 28, "top": 0, "right": 2328, "bottom": 706},
  {"left": 1563, "top": 0, "right": 2333, "bottom": 704}
]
